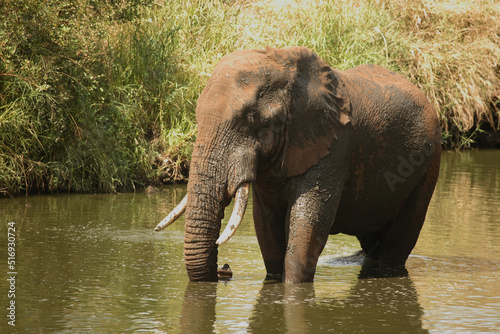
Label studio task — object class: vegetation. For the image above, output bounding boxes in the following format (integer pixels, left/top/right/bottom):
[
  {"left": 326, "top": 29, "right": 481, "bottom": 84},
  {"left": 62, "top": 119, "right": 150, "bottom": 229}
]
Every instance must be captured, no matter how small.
[{"left": 1, "top": 0, "right": 499, "bottom": 196}]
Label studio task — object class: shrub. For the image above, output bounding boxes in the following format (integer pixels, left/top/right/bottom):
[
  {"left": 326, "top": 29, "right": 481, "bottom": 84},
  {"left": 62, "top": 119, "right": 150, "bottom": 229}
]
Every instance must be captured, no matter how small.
[{"left": 0, "top": 0, "right": 173, "bottom": 195}]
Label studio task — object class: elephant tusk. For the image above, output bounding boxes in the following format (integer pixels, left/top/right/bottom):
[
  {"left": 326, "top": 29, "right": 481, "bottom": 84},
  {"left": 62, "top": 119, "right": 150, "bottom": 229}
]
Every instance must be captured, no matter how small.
[
  {"left": 154, "top": 194, "right": 188, "bottom": 231},
  {"left": 216, "top": 183, "right": 250, "bottom": 245}
]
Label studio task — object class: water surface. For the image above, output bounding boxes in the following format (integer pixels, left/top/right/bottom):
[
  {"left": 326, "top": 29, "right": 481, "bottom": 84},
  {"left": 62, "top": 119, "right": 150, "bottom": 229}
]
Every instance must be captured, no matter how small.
[{"left": 1, "top": 150, "right": 499, "bottom": 333}]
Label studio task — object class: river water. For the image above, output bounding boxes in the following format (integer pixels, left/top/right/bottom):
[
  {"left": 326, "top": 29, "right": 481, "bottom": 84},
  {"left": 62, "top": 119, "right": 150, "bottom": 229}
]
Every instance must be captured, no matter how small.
[{"left": 1, "top": 150, "right": 499, "bottom": 333}]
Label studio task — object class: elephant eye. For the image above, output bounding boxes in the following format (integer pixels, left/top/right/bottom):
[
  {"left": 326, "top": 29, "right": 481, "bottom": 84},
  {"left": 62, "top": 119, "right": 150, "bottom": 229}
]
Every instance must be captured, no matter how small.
[
  {"left": 248, "top": 113, "right": 255, "bottom": 123},
  {"left": 246, "top": 109, "right": 258, "bottom": 124}
]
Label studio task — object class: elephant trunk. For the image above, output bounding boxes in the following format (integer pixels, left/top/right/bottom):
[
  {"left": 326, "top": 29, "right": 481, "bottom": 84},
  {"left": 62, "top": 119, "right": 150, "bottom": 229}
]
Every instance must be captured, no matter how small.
[
  {"left": 183, "top": 156, "right": 252, "bottom": 280},
  {"left": 183, "top": 215, "right": 220, "bottom": 281},
  {"left": 183, "top": 120, "right": 239, "bottom": 281},
  {"left": 157, "top": 120, "right": 255, "bottom": 281},
  {"left": 183, "top": 163, "right": 225, "bottom": 281}
]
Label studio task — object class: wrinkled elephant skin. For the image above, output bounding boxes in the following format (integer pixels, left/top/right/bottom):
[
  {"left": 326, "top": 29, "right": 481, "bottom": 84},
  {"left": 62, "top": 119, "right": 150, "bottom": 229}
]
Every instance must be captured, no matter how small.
[{"left": 160, "top": 46, "right": 441, "bottom": 283}]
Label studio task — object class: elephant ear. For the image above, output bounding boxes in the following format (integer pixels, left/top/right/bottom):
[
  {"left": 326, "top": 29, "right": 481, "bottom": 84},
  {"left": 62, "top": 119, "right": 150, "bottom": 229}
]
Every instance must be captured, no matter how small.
[{"left": 266, "top": 46, "right": 351, "bottom": 177}]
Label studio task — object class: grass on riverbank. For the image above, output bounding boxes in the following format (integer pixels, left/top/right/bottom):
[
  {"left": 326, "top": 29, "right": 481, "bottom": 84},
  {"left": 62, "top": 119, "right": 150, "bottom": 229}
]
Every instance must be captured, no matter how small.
[{"left": 1, "top": 0, "right": 499, "bottom": 196}]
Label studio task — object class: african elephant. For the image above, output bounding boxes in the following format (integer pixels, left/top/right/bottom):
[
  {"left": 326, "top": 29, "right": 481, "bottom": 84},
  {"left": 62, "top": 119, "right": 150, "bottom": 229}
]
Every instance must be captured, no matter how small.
[{"left": 155, "top": 46, "right": 441, "bottom": 283}]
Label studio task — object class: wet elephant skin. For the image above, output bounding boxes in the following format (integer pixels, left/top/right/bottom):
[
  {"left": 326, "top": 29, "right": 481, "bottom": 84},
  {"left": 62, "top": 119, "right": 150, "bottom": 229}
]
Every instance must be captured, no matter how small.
[{"left": 182, "top": 46, "right": 441, "bottom": 283}]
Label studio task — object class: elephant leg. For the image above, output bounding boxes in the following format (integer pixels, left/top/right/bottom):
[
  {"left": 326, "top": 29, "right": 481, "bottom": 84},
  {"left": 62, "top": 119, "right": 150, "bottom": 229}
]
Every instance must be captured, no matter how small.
[
  {"left": 283, "top": 186, "right": 342, "bottom": 283},
  {"left": 357, "top": 231, "right": 383, "bottom": 260},
  {"left": 368, "top": 161, "right": 440, "bottom": 268},
  {"left": 253, "top": 188, "right": 287, "bottom": 279}
]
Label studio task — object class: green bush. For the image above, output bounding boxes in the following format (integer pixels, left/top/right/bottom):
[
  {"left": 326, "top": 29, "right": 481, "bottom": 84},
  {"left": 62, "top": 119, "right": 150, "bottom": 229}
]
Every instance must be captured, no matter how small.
[
  {"left": 1, "top": 0, "right": 499, "bottom": 196},
  {"left": 0, "top": 0, "right": 190, "bottom": 195}
]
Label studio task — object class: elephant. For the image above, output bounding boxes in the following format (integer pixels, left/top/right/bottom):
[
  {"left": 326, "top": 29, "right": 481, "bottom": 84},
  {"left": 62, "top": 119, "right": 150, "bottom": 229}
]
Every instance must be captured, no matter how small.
[{"left": 155, "top": 46, "right": 441, "bottom": 283}]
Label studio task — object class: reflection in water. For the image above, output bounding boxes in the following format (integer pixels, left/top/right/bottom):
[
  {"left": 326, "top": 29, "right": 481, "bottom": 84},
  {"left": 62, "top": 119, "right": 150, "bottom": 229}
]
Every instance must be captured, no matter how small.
[
  {"left": 419, "top": 150, "right": 500, "bottom": 259},
  {"left": 0, "top": 187, "right": 190, "bottom": 333},
  {"left": 178, "top": 264, "right": 427, "bottom": 334},
  {"left": 248, "top": 266, "right": 427, "bottom": 334},
  {"left": 181, "top": 282, "right": 218, "bottom": 334}
]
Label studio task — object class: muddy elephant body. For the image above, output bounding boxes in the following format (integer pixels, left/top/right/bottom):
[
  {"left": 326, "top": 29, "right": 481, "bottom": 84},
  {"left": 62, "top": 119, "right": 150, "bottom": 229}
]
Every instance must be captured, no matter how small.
[{"left": 157, "top": 46, "right": 441, "bottom": 283}]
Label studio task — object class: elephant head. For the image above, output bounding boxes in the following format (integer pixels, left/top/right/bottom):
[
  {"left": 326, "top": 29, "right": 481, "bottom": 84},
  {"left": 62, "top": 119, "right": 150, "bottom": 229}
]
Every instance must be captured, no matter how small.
[{"left": 155, "top": 46, "right": 350, "bottom": 281}]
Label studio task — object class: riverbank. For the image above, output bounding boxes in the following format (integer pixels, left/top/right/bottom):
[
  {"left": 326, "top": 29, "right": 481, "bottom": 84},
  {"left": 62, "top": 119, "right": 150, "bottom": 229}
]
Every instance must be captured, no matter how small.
[{"left": 1, "top": 0, "right": 499, "bottom": 196}]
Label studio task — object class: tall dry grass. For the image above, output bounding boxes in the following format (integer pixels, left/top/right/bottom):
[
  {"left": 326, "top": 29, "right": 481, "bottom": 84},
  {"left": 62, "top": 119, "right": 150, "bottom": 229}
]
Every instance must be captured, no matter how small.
[{"left": 388, "top": 0, "right": 500, "bottom": 144}]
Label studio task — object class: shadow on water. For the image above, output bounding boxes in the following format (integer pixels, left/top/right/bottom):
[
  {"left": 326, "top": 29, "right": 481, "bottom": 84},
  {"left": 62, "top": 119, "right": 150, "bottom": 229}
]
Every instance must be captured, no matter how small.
[{"left": 180, "top": 262, "right": 427, "bottom": 334}]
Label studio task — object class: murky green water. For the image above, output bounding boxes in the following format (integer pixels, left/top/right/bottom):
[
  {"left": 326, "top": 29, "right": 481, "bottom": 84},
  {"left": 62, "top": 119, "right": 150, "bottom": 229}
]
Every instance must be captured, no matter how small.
[{"left": 1, "top": 150, "right": 499, "bottom": 333}]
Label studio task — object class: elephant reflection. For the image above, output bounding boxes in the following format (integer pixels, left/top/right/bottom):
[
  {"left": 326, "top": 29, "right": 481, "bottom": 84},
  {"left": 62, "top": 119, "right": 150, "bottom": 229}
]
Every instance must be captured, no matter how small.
[
  {"left": 179, "top": 265, "right": 428, "bottom": 333},
  {"left": 179, "top": 282, "right": 218, "bottom": 333},
  {"left": 249, "top": 272, "right": 428, "bottom": 334}
]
